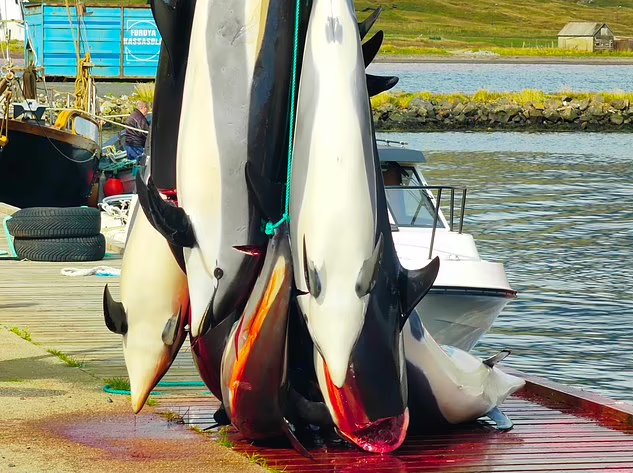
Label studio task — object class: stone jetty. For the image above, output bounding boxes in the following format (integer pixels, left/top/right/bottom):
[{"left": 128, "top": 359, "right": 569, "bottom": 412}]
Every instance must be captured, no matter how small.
[{"left": 371, "top": 93, "right": 633, "bottom": 132}]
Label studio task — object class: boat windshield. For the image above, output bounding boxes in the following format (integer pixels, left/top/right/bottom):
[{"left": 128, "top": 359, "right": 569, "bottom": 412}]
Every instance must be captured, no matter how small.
[{"left": 382, "top": 163, "right": 446, "bottom": 229}]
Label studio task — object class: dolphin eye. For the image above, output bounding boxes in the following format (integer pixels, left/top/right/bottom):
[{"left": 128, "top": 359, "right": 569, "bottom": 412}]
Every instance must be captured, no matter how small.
[{"left": 214, "top": 267, "right": 224, "bottom": 279}]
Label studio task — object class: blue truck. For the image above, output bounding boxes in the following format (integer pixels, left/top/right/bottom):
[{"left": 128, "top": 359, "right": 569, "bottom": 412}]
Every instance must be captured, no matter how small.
[{"left": 23, "top": 3, "right": 161, "bottom": 80}]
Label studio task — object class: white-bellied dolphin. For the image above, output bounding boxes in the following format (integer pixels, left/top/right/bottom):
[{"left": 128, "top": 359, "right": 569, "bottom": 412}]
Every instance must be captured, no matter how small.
[
  {"left": 102, "top": 194, "right": 189, "bottom": 414},
  {"left": 136, "top": 0, "right": 304, "bottom": 340},
  {"left": 219, "top": 224, "right": 310, "bottom": 456},
  {"left": 289, "top": 0, "right": 409, "bottom": 389},
  {"left": 404, "top": 308, "right": 525, "bottom": 431}
]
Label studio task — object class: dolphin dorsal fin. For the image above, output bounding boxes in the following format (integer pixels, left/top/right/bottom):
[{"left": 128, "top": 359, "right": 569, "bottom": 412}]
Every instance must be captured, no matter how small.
[
  {"left": 358, "top": 7, "right": 383, "bottom": 40},
  {"left": 355, "top": 233, "right": 384, "bottom": 298},
  {"left": 366, "top": 74, "right": 400, "bottom": 98},
  {"left": 362, "top": 30, "right": 384, "bottom": 68},
  {"left": 161, "top": 308, "right": 182, "bottom": 345},
  {"left": 103, "top": 284, "right": 128, "bottom": 335},
  {"left": 483, "top": 349, "right": 512, "bottom": 368},
  {"left": 135, "top": 174, "right": 196, "bottom": 248},
  {"left": 399, "top": 256, "right": 440, "bottom": 329}
]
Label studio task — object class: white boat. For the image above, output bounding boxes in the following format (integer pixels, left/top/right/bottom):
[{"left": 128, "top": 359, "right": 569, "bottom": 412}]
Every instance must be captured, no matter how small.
[{"left": 377, "top": 139, "right": 516, "bottom": 352}]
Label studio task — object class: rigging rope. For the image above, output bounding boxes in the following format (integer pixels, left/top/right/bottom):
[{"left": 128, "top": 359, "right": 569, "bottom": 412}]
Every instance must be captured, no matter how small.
[{"left": 263, "top": 0, "right": 302, "bottom": 236}]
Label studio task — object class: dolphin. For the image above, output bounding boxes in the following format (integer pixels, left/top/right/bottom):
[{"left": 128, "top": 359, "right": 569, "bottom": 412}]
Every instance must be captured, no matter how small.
[
  {"left": 135, "top": 0, "right": 304, "bottom": 340},
  {"left": 289, "top": 0, "right": 411, "bottom": 389},
  {"left": 102, "top": 195, "right": 189, "bottom": 414},
  {"left": 404, "top": 308, "right": 525, "bottom": 431},
  {"left": 219, "top": 224, "right": 310, "bottom": 455}
]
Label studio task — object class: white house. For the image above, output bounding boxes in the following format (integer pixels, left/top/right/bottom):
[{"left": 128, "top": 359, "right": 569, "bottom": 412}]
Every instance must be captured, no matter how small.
[{"left": 0, "top": 0, "right": 25, "bottom": 42}]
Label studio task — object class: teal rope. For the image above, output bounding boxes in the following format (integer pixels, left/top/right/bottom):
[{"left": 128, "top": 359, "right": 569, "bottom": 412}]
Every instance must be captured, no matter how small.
[
  {"left": 3, "top": 216, "right": 17, "bottom": 257},
  {"left": 103, "top": 380, "right": 207, "bottom": 396},
  {"left": 264, "top": 0, "right": 301, "bottom": 236}
]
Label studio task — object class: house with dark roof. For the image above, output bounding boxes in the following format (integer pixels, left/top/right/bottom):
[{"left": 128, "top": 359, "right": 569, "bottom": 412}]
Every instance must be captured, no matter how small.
[{"left": 558, "top": 22, "right": 615, "bottom": 52}]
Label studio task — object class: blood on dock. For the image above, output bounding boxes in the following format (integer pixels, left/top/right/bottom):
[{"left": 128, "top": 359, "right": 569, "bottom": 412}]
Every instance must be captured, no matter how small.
[{"left": 157, "top": 368, "right": 633, "bottom": 473}]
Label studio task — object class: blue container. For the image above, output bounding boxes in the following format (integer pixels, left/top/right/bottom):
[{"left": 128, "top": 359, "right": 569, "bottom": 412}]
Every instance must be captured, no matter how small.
[{"left": 23, "top": 3, "right": 161, "bottom": 80}]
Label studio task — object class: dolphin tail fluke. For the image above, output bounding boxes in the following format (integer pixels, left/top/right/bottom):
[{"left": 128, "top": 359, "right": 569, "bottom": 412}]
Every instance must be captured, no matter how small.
[
  {"left": 483, "top": 349, "right": 512, "bottom": 368},
  {"left": 399, "top": 256, "right": 441, "bottom": 327},
  {"left": 103, "top": 284, "right": 128, "bottom": 335},
  {"left": 135, "top": 173, "right": 196, "bottom": 248},
  {"left": 358, "top": 6, "right": 383, "bottom": 40},
  {"left": 245, "top": 161, "right": 284, "bottom": 222},
  {"left": 281, "top": 417, "right": 313, "bottom": 460},
  {"left": 486, "top": 406, "right": 514, "bottom": 431},
  {"left": 362, "top": 30, "right": 384, "bottom": 68},
  {"left": 367, "top": 74, "right": 400, "bottom": 97}
]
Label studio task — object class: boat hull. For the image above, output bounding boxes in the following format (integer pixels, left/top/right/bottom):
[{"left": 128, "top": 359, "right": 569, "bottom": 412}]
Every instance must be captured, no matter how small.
[
  {"left": 0, "top": 119, "right": 99, "bottom": 208},
  {"left": 417, "top": 289, "right": 514, "bottom": 352}
]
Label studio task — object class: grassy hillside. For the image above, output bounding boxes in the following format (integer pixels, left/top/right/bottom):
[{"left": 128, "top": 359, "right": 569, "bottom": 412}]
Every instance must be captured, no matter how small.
[
  {"left": 34, "top": 0, "right": 633, "bottom": 54},
  {"left": 355, "top": 0, "right": 633, "bottom": 52}
]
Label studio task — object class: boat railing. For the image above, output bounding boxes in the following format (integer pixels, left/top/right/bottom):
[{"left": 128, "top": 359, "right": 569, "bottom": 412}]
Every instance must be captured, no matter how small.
[{"left": 385, "top": 185, "right": 468, "bottom": 259}]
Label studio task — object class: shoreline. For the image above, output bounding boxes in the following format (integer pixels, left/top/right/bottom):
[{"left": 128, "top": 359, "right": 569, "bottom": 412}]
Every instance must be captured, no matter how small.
[{"left": 374, "top": 54, "right": 633, "bottom": 65}]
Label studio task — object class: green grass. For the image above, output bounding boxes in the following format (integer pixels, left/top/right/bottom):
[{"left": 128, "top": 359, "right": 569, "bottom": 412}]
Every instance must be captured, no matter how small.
[
  {"left": 47, "top": 349, "right": 84, "bottom": 368},
  {"left": 160, "top": 410, "right": 185, "bottom": 423},
  {"left": 104, "top": 377, "right": 130, "bottom": 391},
  {"left": 216, "top": 426, "right": 234, "bottom": 448},
  {"left": 371, "top": 89, "right": 633, "bottom": 109},
  {"left": 245, "top": 453, "right": 286, "bottom": 473},
  {"left": 22, "top": 1, "right": 633, "bottom": 58},
  {"left": 8, "top": 327, "right": 32, "bottom": 342},
  {"left": 146, "top": 397, "right": 158, "bottom": 407}
]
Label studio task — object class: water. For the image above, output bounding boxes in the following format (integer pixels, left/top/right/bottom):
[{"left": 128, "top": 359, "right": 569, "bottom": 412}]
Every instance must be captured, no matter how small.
[
  {"left": 367, "top": 62, "right": 633, "bottom": 94},
  {"left": 377, "top": 131, "right": 633, "bottom": 405}
]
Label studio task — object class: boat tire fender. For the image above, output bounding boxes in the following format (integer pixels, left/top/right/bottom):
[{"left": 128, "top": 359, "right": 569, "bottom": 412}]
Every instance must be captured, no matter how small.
[
  {"left": 7, "top": 207, "right": 101, "bottom": 239},
  {"left": 13, "top": 235, "right": 106, "bottom": 262}
]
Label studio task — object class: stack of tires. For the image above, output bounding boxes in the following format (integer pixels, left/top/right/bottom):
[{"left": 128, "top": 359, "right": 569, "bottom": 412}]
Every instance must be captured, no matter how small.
[{"left": 7, "top": 207, "right": 106, "bottom": 262}]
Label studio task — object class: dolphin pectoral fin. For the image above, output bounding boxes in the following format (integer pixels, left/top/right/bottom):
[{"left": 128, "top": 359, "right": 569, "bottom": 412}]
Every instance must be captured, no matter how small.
[
  {"left": 288, "top": 387, "right": 333, "bottom": 427},
  {"left": 161, "top": 309, "right": 182, "bottom": 345},
  {"left": 135, "top": 174, "right": 196, "bottom": 248},
  {"left": 355, "top": 232, "right": 384, "bottom": 297},
  {"left": 358, "top": 6, "right": 383, "bottom": 40},
  {"left": 399, "top": 256, "right": 440, "bottom": 328},
  {"left": 486, "top": 406, "right": 514, "bottom": 431},
  {"left": 103, "top": 284, "right": 128, "bottom": 335},
  {"left": 281, "top": 417, "right": 313, "bottom": 459},
  {"left": 168, "top": 243, "right": 187, "bottom": 274},
  {"left": 302, "top": 237, "right": 321, "bottom": 298},
  {"left": 232, "top": 245, "right": 265, "bottom": 257},
  {"left": 362, "top": 30, "right": 384, "bottom": 68},
  {"left": 245, "top": 161, "right": 284, "bottom": 222},
  {"left": 483, "top": 349, "right": 512, "bottom": 368},
  {"left": 366, "top": 74, "right": 400, "bottom": 97}
]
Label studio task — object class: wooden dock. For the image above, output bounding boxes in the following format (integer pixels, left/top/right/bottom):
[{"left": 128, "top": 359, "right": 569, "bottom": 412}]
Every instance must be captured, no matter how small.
[{"left": 2, "top": 204, "right": 633, "bottom": 472}]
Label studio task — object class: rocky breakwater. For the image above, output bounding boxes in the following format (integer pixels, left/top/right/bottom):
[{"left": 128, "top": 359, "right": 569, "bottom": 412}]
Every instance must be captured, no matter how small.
[{"left": 373, "top": 93, "right": 633, "bottom": 132}]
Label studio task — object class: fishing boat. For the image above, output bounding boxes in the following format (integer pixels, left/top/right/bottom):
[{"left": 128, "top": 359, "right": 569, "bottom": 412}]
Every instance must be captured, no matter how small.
[
  {"left": 377, "top": 139, "right": 516, "bottom": 352},
  {"left": 0, "top": 3, "right": 101, "bottom": 209}
]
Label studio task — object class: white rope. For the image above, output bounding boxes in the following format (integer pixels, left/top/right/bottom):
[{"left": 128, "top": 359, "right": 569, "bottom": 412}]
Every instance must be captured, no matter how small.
[{"left": 61, "top": 266, "right": 120, "bottom": 277}]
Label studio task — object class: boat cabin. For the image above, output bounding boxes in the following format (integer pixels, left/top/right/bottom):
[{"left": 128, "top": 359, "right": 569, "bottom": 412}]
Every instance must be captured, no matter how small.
[{"left": 377, "top": 140, "right": 466, "bottom": 234}]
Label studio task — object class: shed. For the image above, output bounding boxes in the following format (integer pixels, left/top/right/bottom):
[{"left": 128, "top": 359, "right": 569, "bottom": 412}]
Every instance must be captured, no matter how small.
[
  {"left": 557, "top": 22, "right": 614, "bottom": 52},
  {"left": 23, "top": 3, "right": 160, "bottom": 80}
]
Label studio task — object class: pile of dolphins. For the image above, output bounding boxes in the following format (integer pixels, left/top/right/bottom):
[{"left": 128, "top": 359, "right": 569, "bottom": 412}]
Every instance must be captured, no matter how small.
[{"left": 102, "top": 0, "right": 526, "bottom": 455}]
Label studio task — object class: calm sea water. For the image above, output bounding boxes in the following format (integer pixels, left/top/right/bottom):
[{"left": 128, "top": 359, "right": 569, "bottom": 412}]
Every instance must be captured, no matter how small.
[
  {"left": 368, "top": 62, "right": 633, "bottom": 94},
  {"left": 377, "top": 131, "right": 633, "bottom": 405}
]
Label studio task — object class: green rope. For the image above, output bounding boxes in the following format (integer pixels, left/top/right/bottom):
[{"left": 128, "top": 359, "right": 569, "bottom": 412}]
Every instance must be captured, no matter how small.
[
  {"left": 103, "top": 380, "right": 208, "bottom": 397},
  {"left": 264, "top": 0, "right": 302, "bottom": 236}
]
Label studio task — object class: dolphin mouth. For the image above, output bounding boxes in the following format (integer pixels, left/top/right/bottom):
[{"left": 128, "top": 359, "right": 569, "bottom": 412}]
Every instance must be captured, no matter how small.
[
  {"left": 322, "top": 361, "right": 408, "bottom": 453},
  {"left": 336, "top": 409, "right": 409, "bottom": 453}
]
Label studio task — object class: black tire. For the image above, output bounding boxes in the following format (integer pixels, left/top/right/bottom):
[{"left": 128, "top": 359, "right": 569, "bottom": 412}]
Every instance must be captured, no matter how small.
[
  {"left": 7, "top": 207, "right": 101, "bottom": 239},
  {"left": 13, "top": 235, "right": 106, "bottom": 262}
]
